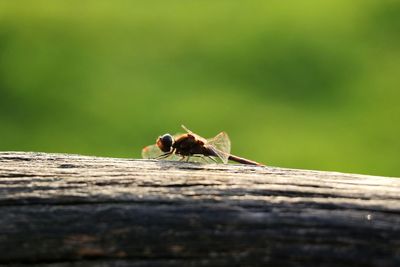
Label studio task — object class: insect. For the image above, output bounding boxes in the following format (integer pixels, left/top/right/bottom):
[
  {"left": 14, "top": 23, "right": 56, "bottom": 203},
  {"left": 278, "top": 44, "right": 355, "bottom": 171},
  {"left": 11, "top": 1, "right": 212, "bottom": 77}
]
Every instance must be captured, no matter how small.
[{"left": 142, "top": 125, "right": 264, "bottom": 166}]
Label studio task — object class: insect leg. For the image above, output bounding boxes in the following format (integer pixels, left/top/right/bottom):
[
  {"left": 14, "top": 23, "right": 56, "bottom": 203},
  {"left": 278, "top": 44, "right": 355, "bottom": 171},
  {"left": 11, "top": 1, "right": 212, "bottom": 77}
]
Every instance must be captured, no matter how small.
[
  {"left": 155, "top": 148, "right": 176, "bottom": 160},
  {"left": 189, "top": 155, "right": 214, "bottom": 164},
  {"left": 155, "top": 152, "right": 172, "bottom": 159},
  {"left": 207, "top": 156, "right": 219, "bottom": 163}
]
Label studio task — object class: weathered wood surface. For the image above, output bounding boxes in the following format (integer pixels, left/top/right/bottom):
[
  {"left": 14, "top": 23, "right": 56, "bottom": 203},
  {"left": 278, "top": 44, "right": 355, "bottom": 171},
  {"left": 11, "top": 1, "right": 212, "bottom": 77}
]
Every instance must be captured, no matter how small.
[{"left": 0, "top": 151, "right": 399, "bottom": 267}]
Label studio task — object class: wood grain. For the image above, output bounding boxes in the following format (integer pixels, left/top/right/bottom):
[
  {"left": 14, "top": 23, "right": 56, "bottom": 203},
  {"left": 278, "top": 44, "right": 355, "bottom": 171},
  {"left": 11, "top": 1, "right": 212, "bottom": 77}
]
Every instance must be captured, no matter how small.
[{"left": 0, "top": 151, "right": 399, "bottom": 267}]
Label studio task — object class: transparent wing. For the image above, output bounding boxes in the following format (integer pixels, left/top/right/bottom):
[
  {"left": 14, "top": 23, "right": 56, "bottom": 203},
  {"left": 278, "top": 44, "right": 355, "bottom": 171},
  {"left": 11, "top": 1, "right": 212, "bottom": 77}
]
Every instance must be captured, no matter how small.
[
  {"left": 181, "top": 125, "right": 208, "bottom": 143},
  {"left": 141, "top": 144, "right": 164, "bottom": 159},
  {"left": 142, "top": 132, "right": 183, "bottom": 160},
  {"left": 142, "top": 144, "right": 182, "bottom": 161},
  {"left": 181, "top": 125, "right": 193, "bottom": 134},
  {"left": 206, "top": 132, "right": 231, "bottom": 164},
  {"left": 182, "top": 125, "right": 231, "bottom": 164},
  {"left": 185, "top": 156, "right": 215, "bottom": 164},
  {"left": 142, "top": 144, "right": 209, "bottom": 163}
]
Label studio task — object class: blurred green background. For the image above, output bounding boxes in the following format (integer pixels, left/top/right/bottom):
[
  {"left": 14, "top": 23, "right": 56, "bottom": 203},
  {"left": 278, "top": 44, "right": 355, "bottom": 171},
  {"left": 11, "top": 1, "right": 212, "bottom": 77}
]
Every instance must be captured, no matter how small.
[{"left": 0, "top": 1, "right": 399, "bottom": 176}]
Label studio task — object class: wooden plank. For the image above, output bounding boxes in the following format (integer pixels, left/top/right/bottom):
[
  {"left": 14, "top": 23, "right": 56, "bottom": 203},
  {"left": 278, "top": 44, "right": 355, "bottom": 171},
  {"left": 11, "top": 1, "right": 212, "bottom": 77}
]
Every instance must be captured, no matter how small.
[{"left": 0, "top": 151, "right": 399, "bottom": 266}]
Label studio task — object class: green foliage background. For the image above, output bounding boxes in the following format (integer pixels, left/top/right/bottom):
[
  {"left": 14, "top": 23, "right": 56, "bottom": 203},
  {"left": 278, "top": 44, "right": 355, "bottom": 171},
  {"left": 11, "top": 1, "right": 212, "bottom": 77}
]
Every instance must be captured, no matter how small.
[{"left": 0, "top": 1, "right": 399, "bottom": 176}]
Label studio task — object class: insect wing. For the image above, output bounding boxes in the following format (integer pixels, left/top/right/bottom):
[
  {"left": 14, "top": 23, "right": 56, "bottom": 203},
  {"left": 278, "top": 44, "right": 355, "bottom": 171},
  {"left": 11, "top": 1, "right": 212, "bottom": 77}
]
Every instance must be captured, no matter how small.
[
  {"left": 142, "top": 144, "right": 182, "bottom": 161},
  {"left": 141, "top": 144, "right": 163, "bottom": 159},
  {"left": 142, "top": 132, "right": 186, "bottom": 161},
  {"left": 181, "top": 125, "right": 210, "bottom": 145},
  {"left": 181, "top": 125, "right": 193, "bottom": 135},
  {"left": 206, "top": 132, "right": 231, "bottom": 164}
]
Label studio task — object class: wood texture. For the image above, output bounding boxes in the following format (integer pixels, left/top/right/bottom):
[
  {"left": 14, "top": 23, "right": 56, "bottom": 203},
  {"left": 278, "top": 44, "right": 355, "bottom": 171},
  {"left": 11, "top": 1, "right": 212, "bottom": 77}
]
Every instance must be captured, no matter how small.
[{"left": 0, "top": 151, "right": 399, "bottom": 267}]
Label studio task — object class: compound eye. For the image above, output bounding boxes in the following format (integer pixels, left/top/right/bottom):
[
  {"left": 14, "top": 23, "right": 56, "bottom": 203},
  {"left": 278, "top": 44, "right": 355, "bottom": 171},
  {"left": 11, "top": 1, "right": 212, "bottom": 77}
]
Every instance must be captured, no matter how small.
[{"left": 157, "top": 134, "right": 174, "bottom": 152}]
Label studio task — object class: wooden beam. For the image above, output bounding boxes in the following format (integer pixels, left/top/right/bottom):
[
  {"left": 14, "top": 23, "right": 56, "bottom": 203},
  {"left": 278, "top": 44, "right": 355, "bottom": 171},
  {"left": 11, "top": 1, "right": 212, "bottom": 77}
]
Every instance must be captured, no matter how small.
[{"left": 0, "top": 152, "right": 399, "bottom": 266}]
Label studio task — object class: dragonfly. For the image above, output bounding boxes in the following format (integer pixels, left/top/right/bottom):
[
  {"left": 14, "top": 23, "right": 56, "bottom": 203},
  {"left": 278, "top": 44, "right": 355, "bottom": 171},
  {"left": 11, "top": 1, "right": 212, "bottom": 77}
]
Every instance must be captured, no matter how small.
[{"left": 142, "top": 125, "right": 264, "bottom": 166}]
